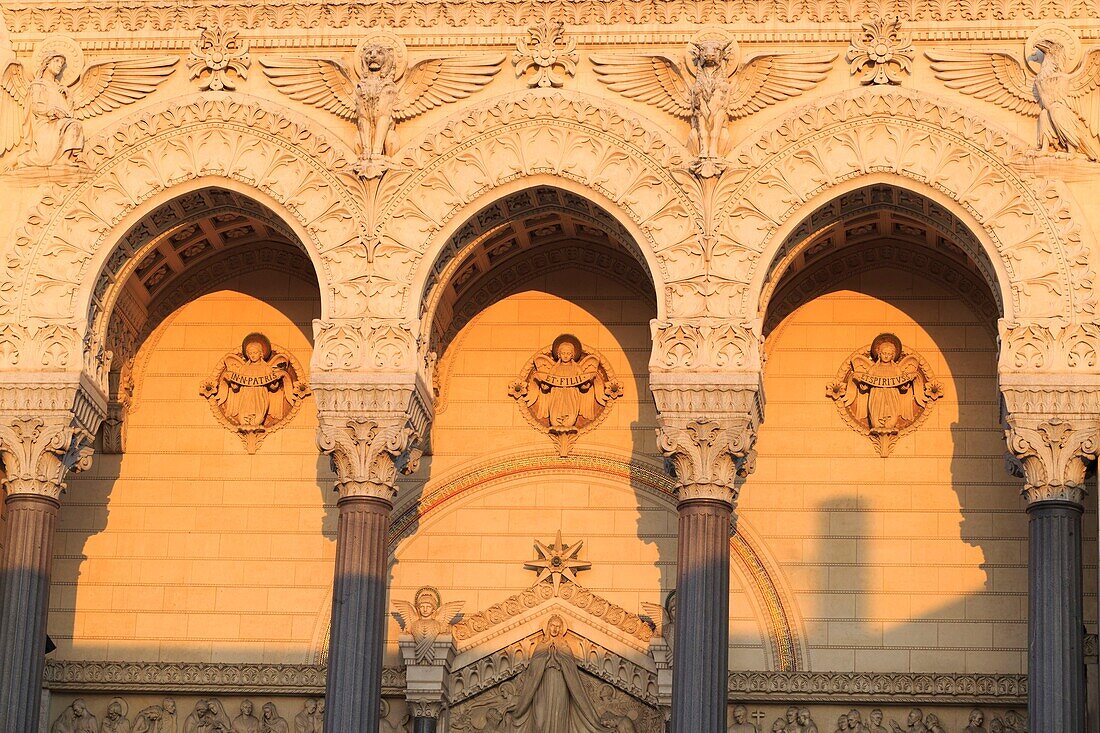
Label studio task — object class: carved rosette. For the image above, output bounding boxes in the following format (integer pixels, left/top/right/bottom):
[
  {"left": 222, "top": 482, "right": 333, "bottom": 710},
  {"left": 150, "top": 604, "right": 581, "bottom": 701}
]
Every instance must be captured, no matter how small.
[
  {"left": 187, "top": 26, "right": 250, "bottom": 91},
  {"left": 508, "top": 336, "right": 622, "bottom": 456},
  {"left": 847, "top": 17, "right": 914, "bottom": 85},
  {"left": 1006, "top": 418, "right": 1098, "bottom": 505},
  {"left": 825, "top": 335, "right": 943, "bottom": 457},
  {"left": 199, "top": 334, "right": 310, "bottom": 454},
  {"left": 513, "top": 19, "right": 578, "bottom": 88}
]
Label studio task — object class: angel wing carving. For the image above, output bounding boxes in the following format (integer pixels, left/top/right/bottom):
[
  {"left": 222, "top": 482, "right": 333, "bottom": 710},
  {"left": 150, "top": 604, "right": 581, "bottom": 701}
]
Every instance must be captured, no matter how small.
[
  {"left": 592, "top": 39, "right": 834, "bottom": 174},
  {"left": 0, "top": 40, "right": 175, "bottom": 167},
  {"left": 928, "top": 39, "right": 1100, "bottom": 161},
  {"left": 261, "top": 40, "right": 504, "bottom": 177}
]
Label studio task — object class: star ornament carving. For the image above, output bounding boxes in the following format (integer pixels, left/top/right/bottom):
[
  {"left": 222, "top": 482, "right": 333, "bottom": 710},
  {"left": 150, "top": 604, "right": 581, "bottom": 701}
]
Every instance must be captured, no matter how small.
[{"left": 524, "top": 531, "right": 591, "bottom": 591}]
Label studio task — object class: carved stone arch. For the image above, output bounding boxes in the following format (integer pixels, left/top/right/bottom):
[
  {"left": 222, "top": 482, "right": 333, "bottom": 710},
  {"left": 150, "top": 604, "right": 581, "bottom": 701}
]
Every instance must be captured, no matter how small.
[
  {"left": 718, "top": 89, "right": 1097, "bottom": 324},
  {"left": 5, "top": 95, "right": 369, "bottom": 387},
  {"left": 371, "top": 89, "right": 702, "bottom": 324}
]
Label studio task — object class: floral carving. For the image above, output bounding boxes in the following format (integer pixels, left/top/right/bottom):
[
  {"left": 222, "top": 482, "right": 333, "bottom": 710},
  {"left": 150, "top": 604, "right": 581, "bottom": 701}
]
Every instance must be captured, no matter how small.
[
  {"left": 826, "top": 334, "right": 943, "bottom": 457},
  {"left": 847, "top": 17, "right": 914, "bottom": 85},
  {"left": 508, "top": 335, "right": 622, "bottom": 456},
  {"left": 187, "top": 26, "right": 250, "bottom": 91},
  {"left": 513, "top": 19, "right": 577, "bottom": 89},
  {"left": 1006, "top": 418, "right": 1098, "bottom": 505},
  {"left": 199, "top": 333, "right": 310, "bottom": 454},
  {"left": 0, "top": 416, "right": 94, "bottom": 498}
]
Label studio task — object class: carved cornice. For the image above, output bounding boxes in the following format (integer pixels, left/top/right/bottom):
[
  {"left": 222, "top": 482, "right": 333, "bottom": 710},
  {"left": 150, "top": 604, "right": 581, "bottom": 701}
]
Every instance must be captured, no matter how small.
[
  {"left": 313, "top": 372, "right": 432, "bottom": 500},
  {"left": 727, "top": 671, "right": 1027, "bottom": 705}
]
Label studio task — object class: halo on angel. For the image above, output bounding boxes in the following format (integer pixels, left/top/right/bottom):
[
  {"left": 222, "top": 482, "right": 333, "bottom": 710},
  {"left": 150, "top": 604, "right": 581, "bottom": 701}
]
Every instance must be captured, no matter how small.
[
  {"left": 0, "top": 34, "right": 176, "bottom": 176},
  {"left": 507, "top": 335, "right": 623, "bottom": 456},
  {"left": 260, "top": 34, "right": 504, "bottom": 179},
  {"left": 199, "top": 332, "right": 310, "bottom": 453},
  {"left": 825, "top": 333, "right": 944, "bottom": 457},
  {"left": 592, "top": 28, "right": 836, "bottom": 177}
]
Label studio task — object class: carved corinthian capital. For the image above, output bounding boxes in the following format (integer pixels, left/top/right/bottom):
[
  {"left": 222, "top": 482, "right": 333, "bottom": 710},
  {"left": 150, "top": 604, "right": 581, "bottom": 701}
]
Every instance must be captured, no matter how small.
[
  {"left": 313, "top": 370, "right": 432, "bottom": 501},
  {"left": 650, "top": 319, "right": 764, "bottom": 505},
  {"left": 1006, "top": 418, "right": 1097, "bottom": 505}
]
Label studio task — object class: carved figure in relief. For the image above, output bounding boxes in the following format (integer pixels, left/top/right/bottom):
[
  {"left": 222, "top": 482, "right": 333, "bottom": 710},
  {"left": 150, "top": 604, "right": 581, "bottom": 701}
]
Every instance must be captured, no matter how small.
[
  {"left": 292, "top": 700, "right": 317, "bottom": 733},
  {"left": 162, "top": 699, "right": 179, "bottom": 733},
  {"left": 311, "top": 702, "right": 323, "bottom": 733},
  {"left": 889, "top": 710, "right": 928, "bottom": 733},
  {"left": 797, "top": 709, "right": 819, "bottom": 733},
  {"left": 928, "top": 23, "right": 1100, "bottom": 161},
  {"left": 833, "top": 714, "right": 850, "bottom": 733},
  {"left": 729, "top": 705, "right": 758, "bottom": 733},
  {"left": 509, "top": 335, "right": 622, "bottom": 456},
  {"left": 826, "top": 333, "right": 942, "bottom": 457},
  {"left": 199, "top": 333, "right": 309, "bottom": 453},
  {"left": 232, "top": 701, "right": 260, "bottom": 733},
  {"left": 782, "top": 708, "right": 799, "bottom": 732},
  {"left": 867, "top": 710, "right": 887, "bottom": 733},
  {"left": 100, "top": 699, "right": 132, "bottom": 733},
  {"left": 964, "top": 711, "right": 986, "bottom": 733},
  {"left": 391, "top": 586, "right": 465, "bottom": 663},
  {"left": 847, "top": 711, "right": 870, "bottom": 733},
  {"left": 922, "top": 714, "right": 945, "bottom": 733},
  {"left": 592, "top": 29, "right": 835, "bottom": 177},
  {"left": 260, "top": 704, "right": 289, "bottom": 733},
  {"left": 131, "top": 706, "right": 168, "bottom": 733},
  {"left": 52, "top": 699, "right": 98, "bottom": 733},
  {"left": 641, "top": 590, "right": 676, "bottom": 657},
  {"left": 0, "top": 34, "right": 176, "bottom": 170},
  {"left": 260, "top": 32, "right": 503, "bottom": 178},
  {"left": 508, "top": 615, "right": 607, "bottom": 733}
]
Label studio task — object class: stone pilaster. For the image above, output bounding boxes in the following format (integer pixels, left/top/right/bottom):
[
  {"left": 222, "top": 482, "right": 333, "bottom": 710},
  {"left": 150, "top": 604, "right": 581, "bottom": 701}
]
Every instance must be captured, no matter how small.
[
  {"left": 314, "top": 368, "right": 432, "bottom": 733},
  {"left": 400, "top": 636, "right": 456, "bottom": 733},
  {"left": 650, "top": 318, "right": 763, "bottom": 733},
  {"left": 1002, "top": 362, "right": 1099, "bottom": 733},
  {"left": 0, "top": 373, "right": 101, "bottom": 733}
]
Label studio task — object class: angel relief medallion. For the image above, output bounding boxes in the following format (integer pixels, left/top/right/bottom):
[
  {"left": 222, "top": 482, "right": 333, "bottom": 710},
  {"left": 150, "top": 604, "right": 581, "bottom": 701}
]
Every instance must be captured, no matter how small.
[
  {"left": 825, "top": 333, "right": 944, "bottom": 457},
  {"left": 199, "top": 333, "right": 310, "bottom": 453},
  {"left": 508, "top": 335, "right": 623, "bottom": 457}
]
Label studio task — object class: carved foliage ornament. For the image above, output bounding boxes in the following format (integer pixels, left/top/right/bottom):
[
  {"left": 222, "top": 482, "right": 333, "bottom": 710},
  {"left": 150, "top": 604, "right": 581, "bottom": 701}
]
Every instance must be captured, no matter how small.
[
  {"left": 826, "top": 334, "right": 943, "bottom": 457},
  {"left": 199, "top": 333, "right": 310, "bottom": 453},
  {"left": 187, "top": 26, "right": 250, "bottom": 92},
  {"left": 927, "top": 22, "right": 1100, "bottom": 161},
  {"left": 591, "top": 29, "right": 835, "bottom": 177},
  {"left": 514, "top": 19, "right": 577, "bottom": 88},
  {"left": 260, "top": 31, "right": 504, "bottom": 178},
  {"left": 508, "top": 335, "right": 622, "bottom": 456},
  {"left": 847, "top": 16, "right": 914, "bottom": 85},
  {"left": 0, "top": 34, "right": 176, "bottom": 170}
]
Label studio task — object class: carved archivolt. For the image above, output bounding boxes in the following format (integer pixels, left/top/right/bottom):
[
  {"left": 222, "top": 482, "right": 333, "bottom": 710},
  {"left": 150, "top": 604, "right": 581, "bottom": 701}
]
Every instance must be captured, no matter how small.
[
  {"left": 5, "top": 96, "right": 366, "bottom": 384},
  {"left": 718, "top": 90, "right": 1096, "bottom": 324},
  {"left": 373, "top": 89, "right": 698, "bottom": 322}
]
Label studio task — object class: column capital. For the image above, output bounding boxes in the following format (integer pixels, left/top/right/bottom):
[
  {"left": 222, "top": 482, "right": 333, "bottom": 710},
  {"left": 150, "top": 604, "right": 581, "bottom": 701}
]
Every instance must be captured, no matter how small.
[
  {"left": 1006, "top": 417, "right": 1097, "bottom": 506},
  {"left": 313, "top": 370, "right": 432, "bottom": 501}
]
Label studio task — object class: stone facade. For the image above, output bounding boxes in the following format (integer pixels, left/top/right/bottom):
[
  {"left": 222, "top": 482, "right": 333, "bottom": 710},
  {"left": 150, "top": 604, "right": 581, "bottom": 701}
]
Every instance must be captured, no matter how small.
[{"left": 0, "top": 4, "right": 1097, "bottom": 733}]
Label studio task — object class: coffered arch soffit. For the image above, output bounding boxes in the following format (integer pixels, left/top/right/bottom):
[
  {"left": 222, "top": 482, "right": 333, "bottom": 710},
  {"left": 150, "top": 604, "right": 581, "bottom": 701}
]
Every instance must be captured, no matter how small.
[
  {"left": 372, "top": 90, "right": 699, "bottom": 324},
  {"left": 717, "top": 89, "right": 1096, "bottom": 325},
  {"left": 7, "top": 95, "right": 365, "bottom": 382}
]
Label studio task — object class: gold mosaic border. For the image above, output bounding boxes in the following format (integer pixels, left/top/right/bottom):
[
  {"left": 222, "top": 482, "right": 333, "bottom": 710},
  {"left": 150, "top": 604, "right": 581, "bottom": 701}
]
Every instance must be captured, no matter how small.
[{"left": 389, "top": 452, "right": 802, "bottom": 672}]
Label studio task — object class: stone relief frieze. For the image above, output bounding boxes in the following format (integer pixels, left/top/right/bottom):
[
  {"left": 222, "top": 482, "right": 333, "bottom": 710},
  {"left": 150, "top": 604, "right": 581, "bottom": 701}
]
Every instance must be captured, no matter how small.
[
  {"left": 514, "top": 20, "right": 577, "bottom": 89},
  {"left": 50, "top": 697, "right": 329, "bottom": 733},
  {"left": 928, "top": 23, "right": 1100, "bottom": 162},
  {"left": 0, "top": 34, "right": 176, "bottom": 173},
  {"left": 187, "top": 26, "right": 250, "bottom": 92},
  {"left": 825, "top": 334, "right": 943, "bottom": 457},
  {"left": 998, "top": 321, "right": 1100, "bottom": 372},
  {"left": 591, "top": 29, "right": 835, "bottom": 177},
  {"left": 260, "top": 32, "right": 504, "bottom": 178},
  {"left": 199, "top": 333, "right": 310, "bottom": 453},
  {"left": 846, "top": 17, "right": 914, "bottom": 86},
  {"left": 508, "top": 336, "right": 622, "bottom": 456}
]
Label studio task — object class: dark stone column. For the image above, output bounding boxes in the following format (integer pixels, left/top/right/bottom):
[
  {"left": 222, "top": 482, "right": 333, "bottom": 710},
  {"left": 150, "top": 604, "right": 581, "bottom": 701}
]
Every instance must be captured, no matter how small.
[
  {"left": 413, "top": 716, "right": 437, "bottom": 733},
  {"left": 1029, "top": 499, "right": 1086, "bottom": 733},
  {"left": 324, "top": 494, "right": 392, "bottom": 733},
  {"left": 0, "top": 493, "right": 61, "bottom": 733},
  {"left": 671, "top": 496, "right": 732, "bottom": 733}
]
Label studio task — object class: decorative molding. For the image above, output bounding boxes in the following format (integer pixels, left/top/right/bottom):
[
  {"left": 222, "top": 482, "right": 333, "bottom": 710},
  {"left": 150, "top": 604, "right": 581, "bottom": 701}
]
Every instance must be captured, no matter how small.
[
  {"left": 650, "top": 319, "right": 760, "bottom": 372},
  {"left": 727, "top": 671, "right": 1027, "bottom": 705},
  {"left": 187, "top": 26, "right": 250, "bottom": 91},
  {"left": 847, "top": 17, "right": 914, "bottom": 85},
  {"left": 998, "top": 321, "right": 1100, "bottom": 372},
  {"left": 514, "top": 19, "right": 577, "bottom": 89}
]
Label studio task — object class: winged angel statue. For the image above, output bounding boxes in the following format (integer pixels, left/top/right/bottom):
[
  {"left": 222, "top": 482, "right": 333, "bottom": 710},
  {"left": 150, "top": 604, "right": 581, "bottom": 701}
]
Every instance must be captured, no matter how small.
[
  {"left": 592, "top": 30, "right": 835, "bottom": 177},
  {"left": 391, "top": 586, "right": 464, "bottom": 664},
  {"left": 260, "top": 32, "right": 503, "bottom": 179},
  {"left": 0, "top": 33, "right": 175, "bottom": 171},
  {"left": 928, "top": 23, "right": 1100, "bottom": 162}
]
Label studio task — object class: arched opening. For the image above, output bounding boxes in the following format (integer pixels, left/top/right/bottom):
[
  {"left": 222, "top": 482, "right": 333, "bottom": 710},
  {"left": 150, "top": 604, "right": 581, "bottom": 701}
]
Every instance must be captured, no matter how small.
[
  {"left": 742, "top": 183, "right": 1095, "bottom": 681},
  {"left": 51, "top": 187, "right": 333, "bottom": 666}
]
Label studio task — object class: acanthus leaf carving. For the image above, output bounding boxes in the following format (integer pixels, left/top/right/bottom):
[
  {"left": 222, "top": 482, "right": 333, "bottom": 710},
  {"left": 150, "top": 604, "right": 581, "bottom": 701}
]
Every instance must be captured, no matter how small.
[
  {"left": 649, "top": 318, "right": 759, "bottom": 371},
  {"left": 654, "top": 417, "right": 756, "bottom": 503},
  {"left": 998, "top": 320, "right": 1100, "bottom": 372},
  {"left": 260, "top": 32, "right": 504, "bottom": 178},
  {"left": 0, "top": 415, "right": 94, "bottom": 498},
  {"left": 316, "top": 415, "right": 419, "bottom": 500},
  {"left": 847, "top": 16, "right": 915, "bottom": 85},
  {"left": 1005, "top": 417, "right": 1098, "bottom": 505},
  {"left": 513, "top": 19, "right": 577, "bottom": 89},
  {"left": 187, "top": 26, "right": 250, "bottom": 92}
]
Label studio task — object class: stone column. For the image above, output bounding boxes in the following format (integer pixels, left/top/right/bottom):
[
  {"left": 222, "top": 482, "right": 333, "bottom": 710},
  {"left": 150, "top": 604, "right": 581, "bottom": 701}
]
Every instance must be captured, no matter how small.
[
  {"left": 1007, "top": 416, "right": 1098, "bottom": 733},
  {"left": 0, "top": 416, "right": 94, "bottom": 733},
  {"left": 399, "top": 632, "right": 456, "bottom": 733},
  {"left": 650, "top": 318, "right": 763, "bottom": 733},
  {"left": 315, "top": 367, "right": 431, "bottom": 733}
]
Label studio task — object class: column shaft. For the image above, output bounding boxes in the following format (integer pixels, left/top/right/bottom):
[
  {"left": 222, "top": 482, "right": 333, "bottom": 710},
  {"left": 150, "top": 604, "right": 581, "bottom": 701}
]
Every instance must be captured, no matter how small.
[
  {"left": 671, "top": 497, "right": 731, "bottom": 733},
  {"left": 324, "top": 494, "right": 391, "bottom": 732},
  {"left": 1029, "top": 499, "right": 1086, "bottom": 733},
  {"left": 413, "top": 717, "right": 437, "bottom": 733},
  {"left": 0, "top": 493, "right": 60, "bottom": 733}
]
